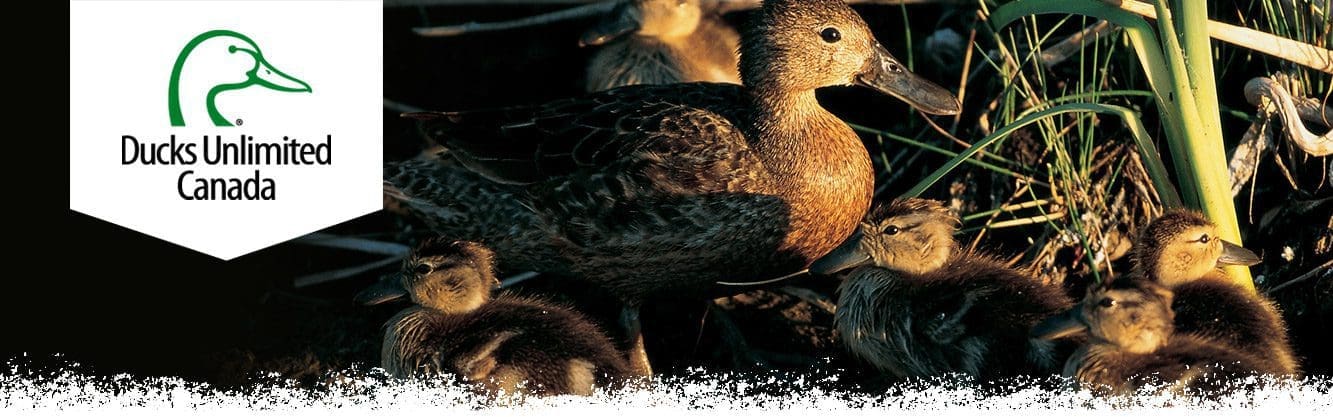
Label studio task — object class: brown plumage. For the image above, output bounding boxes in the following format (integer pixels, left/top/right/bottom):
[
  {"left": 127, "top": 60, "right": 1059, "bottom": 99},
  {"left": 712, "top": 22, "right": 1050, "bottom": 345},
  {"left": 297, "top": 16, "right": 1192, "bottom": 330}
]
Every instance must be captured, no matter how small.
[
  {"left": 1034, "top": 279, "right": 1284, "bottom": 396},
  {"left": 1129, "top": 210, "right": 1298, "bottom": 375},
  {"left": 583, "top": 0, "right": 741, "bottom": 91},
  {"left": 386, "top": 0, "right": 961, "bottom": 304},
  {"left": 810, "top": 198, "right": 1073, "bottom": 379},
  {"left": 359, "top": 239, "right": 634, "bottom": 396}
]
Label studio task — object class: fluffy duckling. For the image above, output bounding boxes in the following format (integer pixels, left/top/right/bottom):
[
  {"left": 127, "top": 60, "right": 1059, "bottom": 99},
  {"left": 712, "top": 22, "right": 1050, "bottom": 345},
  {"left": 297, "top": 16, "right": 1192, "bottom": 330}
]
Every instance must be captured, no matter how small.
[
  {"left": 1033, "top": 279, "right": 1284, "bottom": 395},
  {"left": 582, "top": 0, "right": 741, "bottom": 91},
  {"left": 809, "top": 198, "right": 1073, "bottom": 379},
  {"left": 357, "top": 239, "right": 635, "bottom": 396},
  {"left": 1131, "top": 210, "right": 1298, "bottom": 374}
]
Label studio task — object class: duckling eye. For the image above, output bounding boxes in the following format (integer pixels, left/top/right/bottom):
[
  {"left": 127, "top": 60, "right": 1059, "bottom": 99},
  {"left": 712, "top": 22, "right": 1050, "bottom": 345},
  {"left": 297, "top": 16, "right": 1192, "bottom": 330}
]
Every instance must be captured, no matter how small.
[
  {"left": 820, "top": 27, "right": 841, "bottom": 43},
  {"left": 883, "top": 225, "right": 900, "bottom": 235},
  {"left": 1097, "top": 298, "right": 1116, "bottom": 308},
  {"left": 1198, "top": 234, "right": 1210, "bottom": 243},
  {"left": 413, "top": 264, "right": 432, "bottom": 275}
]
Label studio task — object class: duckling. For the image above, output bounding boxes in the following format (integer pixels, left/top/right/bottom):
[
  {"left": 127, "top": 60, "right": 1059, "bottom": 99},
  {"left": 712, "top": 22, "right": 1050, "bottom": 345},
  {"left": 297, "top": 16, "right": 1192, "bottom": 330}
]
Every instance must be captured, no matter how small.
[
  {"left": 1130, "top": 210, "right": 1298, "bottom": 374},
  {"left": 808, "top": 198, "right": 1073, "bottom": 379},
  {"left": 582, "top": 0, "right": 741, "bottom": 91},
  {"left": 356, "top": 238, "right": 635, "bottom": 396},
  {"left": 387, "top": 0, "right": 961, "bottom": 374},
  {"left": 1032, "top": 279, "right": 1284, "bottom": 396}
]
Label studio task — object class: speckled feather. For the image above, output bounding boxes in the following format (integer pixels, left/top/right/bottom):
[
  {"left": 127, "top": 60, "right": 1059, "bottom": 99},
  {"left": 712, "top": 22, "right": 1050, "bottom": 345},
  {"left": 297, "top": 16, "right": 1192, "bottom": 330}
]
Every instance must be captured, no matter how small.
[{"left": 389, "top": 80, "right": 872, "bottom": 301}]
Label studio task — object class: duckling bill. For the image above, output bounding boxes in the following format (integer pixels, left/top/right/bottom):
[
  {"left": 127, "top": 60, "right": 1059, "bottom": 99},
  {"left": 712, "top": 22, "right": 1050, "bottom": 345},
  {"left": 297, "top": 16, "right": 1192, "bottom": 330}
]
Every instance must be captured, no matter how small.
[
  {"left": 813, "top": 198, "right": 1072, "bottom": 380},
  {"left": 359, "top": 239, "right": 636, "bottom": 396}
]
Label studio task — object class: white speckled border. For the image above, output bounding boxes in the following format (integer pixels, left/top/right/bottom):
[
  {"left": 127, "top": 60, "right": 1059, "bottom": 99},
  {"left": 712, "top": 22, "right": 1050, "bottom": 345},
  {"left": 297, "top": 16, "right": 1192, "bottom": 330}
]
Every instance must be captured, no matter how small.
[{"left": 4, "top": 362, "right": 1330, "bottom": 416}]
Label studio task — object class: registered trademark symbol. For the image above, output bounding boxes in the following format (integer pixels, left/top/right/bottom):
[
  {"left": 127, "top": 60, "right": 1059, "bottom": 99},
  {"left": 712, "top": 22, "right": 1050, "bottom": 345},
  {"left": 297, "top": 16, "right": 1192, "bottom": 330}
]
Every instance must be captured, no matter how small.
[{"left": 236, "top": 119, "right": 244, "bottom": 126}]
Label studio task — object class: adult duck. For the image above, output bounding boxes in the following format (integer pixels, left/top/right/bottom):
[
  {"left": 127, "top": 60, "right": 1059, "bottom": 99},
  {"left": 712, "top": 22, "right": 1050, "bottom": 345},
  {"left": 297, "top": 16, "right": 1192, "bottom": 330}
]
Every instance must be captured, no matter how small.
[
  {"left": 582, "top": 0, "right": 741, "bottom": 91},
  {"left": 1128, "top": 210, "right": 1298, "bottom": 374},
  {"left": 386, "top": 0, "right": 961, "bottom": 374},
  {"left": 809, "top": 198, "right": 1073, "bottom": 380}
]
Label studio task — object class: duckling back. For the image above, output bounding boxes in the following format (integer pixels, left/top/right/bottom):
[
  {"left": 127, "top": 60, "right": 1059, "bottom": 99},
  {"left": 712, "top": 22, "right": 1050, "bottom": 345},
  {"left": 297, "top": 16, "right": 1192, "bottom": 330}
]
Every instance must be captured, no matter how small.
[
  {"left": 1168, "top": 278, "right": 1299, "bottom": 375},
  {"left": 382, "top": 294, "right": 634, "bottom": 395},
  {"left": 1069, "top": 332, "right": 1284, "bottom": 396},
  {"left": 836, "top": 253, "right": 1072, "bottom": 380}
]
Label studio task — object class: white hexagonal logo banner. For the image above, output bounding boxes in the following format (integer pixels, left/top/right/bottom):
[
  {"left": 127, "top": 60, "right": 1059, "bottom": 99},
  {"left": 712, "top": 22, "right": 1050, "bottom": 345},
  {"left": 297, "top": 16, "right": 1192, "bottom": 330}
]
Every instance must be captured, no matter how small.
[{"left": 69, "top": 0, "right": 383, "bottom": 260}]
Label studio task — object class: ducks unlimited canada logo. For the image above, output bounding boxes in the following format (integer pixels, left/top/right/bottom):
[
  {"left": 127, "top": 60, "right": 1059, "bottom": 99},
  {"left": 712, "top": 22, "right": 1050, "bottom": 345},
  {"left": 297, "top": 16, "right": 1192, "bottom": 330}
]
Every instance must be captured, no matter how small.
[
  {"left": 120, "top": 28, "right": 329, "bottom": 202},
  {"left": 70, "top": 0, "right": 382, "bottom": 259},
  {"left": 168, "top": 29, "right": 312, "bottom": 127}
]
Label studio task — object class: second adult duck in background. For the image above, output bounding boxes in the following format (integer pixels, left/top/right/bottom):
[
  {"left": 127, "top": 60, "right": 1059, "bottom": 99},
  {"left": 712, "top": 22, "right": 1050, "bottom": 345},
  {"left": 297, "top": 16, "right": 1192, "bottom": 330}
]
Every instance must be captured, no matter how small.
[{"left": 810, "top": 198, "right": 1073, "bottom": 380}]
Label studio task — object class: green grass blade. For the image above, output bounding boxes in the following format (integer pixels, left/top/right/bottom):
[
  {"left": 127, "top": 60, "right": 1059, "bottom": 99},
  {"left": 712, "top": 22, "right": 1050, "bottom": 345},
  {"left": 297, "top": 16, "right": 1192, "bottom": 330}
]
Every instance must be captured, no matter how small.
[
  {"left": 903, "top": 103, "right": 1182, "bottom": 208},
  {"left": 991, "top": 0, "right": 1197, "bottom": 201}
]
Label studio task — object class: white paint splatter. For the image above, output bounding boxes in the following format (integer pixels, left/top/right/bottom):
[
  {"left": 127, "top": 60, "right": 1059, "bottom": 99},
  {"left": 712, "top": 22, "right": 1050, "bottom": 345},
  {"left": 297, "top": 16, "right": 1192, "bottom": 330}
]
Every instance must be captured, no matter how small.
[{"left": 3, "top": 362, "right": 1330, "bottom": 416}]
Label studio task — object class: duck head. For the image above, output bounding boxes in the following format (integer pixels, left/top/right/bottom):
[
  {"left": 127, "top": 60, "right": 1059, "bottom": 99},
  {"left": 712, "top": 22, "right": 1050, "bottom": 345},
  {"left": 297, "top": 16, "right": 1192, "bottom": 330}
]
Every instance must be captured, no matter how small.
[
  {"left": 810, "top": 198, "right": 958, "bottom": 275},
  {"left": 581, "top": 0, "right": 704, "bottom": 46},
  {"left": 1132, "top": 210, "right": 1262, "bottom": 287},
  {"left": 355, "top": 239, "right": 501, "bottom": 314},
  {"left": 738, "top": 0, "right": 959, "bottom": 115},
  {"left": 168, "top": 30, "right": 312, "bottom": 127},
  {"left": 1033, "top": 279, "right": 1175, "bottom": 355}
]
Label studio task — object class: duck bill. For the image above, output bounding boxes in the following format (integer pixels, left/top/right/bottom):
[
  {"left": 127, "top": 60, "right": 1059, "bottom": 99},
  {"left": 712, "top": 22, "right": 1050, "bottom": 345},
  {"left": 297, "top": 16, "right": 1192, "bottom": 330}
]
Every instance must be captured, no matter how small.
[
  {"left": 579, "top": 2, "right": 639, "bottom": 47},
  {"left": 809, "top": 229, "right": 873, "bottom": 275},
  {"left": 354, "top": 274, "right": 408, "bottom": 306},
  {"left": 251, "top": 57, "right": 312, "bottom": 93},
  {"left": 1031, "top": 308, "right": 1088, "bottom": 340},
  {"left": 855, "top": 43, "right": 960, "bottom": 115},
  {"left": 1217, "top": 240, "right": 1262, "bottom": 266}
]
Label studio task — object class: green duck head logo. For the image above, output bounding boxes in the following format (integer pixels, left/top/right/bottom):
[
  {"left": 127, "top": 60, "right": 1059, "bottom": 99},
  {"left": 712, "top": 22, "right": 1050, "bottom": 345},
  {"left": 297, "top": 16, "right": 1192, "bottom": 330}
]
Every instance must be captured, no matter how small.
[{"left": 168, "top": 30, "right": 311, "bottom": 127}]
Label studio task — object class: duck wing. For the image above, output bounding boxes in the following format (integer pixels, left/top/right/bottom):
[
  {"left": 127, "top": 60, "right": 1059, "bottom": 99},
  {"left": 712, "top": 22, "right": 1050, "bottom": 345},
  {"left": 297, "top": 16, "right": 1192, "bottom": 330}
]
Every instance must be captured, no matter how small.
[{"left": 406, "top": 83, "right": 749, "bottom": 186}]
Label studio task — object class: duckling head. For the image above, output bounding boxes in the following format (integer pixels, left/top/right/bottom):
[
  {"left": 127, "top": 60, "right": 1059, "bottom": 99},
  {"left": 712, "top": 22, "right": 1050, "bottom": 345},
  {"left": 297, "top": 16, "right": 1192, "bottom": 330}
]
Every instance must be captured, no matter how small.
[
  {"left": 355, "top": 239, "right": 500, "bottom": 314},
  {"left": 1132, "top": 210, "right": 1262, "bottom": 287},
  {"left": 737, "top": 0, "right": 960, "bottom": 115},
  {"left": 1033, "top": 279, "right": 1176, "bottom": 354},
  {"left": 810, "top": 198, "right": 958, "bottom": 276},
  {"left": 581, "top": 0, "right": 703, "bottom": 46}
]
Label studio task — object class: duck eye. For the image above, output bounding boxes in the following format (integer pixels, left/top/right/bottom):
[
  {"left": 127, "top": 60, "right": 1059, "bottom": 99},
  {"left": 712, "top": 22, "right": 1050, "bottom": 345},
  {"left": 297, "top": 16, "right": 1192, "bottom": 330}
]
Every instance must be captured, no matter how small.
[
  {"left": 820, "top": 27, "right": 841, "bottom": 43},
  {"left": 1097, "top": 298, "right": 1116, "bottom": 308},
  {"left": 413, "top": 264, "right": 432, "bottom": 275},
  {"left": 1198, "top": 234, "right": 1210, "bottom": 243},
  {"left": 883, "top": 225, "right": 900, "bottom": 235}
]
